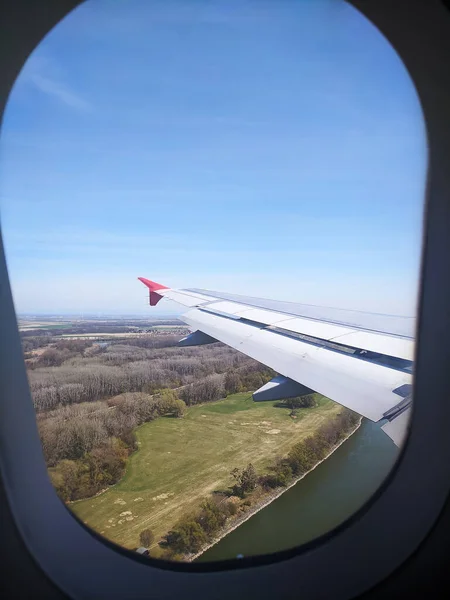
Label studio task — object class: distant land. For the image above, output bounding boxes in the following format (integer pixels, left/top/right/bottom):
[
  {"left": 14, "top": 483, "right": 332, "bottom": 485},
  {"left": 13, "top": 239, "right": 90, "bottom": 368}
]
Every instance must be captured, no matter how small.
[{"left": 18, "top": 315, "right": 187, "bottom": 340}]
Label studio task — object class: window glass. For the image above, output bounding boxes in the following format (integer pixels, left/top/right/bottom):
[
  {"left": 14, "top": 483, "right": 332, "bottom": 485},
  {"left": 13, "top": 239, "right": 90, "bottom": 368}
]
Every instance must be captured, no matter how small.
[{"left": 0, "top": 0, "right": 426, "bottom": 563}]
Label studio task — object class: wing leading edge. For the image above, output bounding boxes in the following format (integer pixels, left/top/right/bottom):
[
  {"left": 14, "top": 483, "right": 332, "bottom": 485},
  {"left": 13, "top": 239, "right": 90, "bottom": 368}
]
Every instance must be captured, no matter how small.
[{"left": 139, "top": 278, "right": 414, "bottom": 447}]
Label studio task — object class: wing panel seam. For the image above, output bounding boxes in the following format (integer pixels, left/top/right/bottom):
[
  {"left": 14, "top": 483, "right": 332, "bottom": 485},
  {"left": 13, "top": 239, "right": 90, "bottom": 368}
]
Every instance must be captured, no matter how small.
[{"left": 196, "top": 307, "right": 413, "bottom": 373}]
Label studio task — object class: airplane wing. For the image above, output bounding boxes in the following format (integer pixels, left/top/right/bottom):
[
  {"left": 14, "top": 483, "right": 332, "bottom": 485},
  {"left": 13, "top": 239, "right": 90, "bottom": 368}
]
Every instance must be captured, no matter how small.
[{"left": 138, "top": 277, "right": 414, "bottom": 447}]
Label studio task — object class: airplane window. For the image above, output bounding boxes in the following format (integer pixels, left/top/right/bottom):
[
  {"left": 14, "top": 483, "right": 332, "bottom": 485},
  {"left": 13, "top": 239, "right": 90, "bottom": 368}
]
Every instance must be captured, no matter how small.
[{"left": 0, "top": 0, "right": 426, "bottom": 564}]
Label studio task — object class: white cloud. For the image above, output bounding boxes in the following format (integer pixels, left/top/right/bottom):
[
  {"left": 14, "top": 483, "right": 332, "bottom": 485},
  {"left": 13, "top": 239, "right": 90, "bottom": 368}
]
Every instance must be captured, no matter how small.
[
  {"left": 17, "top": 53, "right": 91, "bottom": 112},
  {"left": 29, "top": 73, "right": 91, "bottom": 112}
]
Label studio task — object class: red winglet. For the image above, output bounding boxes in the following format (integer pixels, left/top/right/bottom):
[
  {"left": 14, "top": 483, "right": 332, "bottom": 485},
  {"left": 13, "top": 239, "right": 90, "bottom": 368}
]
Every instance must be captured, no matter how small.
[
  {"left": 138, "top": 277, "right": 169, "bottom": 306},
  {"left": 138, "top": 277, "right": 169, "bottom": 292}
]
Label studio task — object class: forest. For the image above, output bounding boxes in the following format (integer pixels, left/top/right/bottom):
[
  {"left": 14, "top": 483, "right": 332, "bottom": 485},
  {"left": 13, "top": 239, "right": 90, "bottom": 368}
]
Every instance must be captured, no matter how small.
[{"left": 24, "top": 332, "right": 275, "bottom": 501}]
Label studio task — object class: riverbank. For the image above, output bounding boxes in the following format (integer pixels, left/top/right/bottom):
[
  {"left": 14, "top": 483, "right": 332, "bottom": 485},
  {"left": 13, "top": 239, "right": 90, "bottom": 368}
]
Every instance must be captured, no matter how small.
[{"left": 188, "top": 416, "right": 363, "bottom": 562}]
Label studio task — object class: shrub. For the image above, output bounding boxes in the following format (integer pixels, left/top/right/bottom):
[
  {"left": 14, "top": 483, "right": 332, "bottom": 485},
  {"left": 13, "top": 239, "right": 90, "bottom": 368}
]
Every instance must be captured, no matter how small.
[
  {"left": 230, "top": 463, "right": 258, "bottom": 498},
  {"left": 139, "top": 529, "right": 155, "bottom": 548},
  {"left": 275, "top": 394, "right": 316, "bottom": 410},
  {"left": 196, "top": 499, "right": 228, "bottom": 537},
  {"left": 224, "top": 371, "right": 242, "bottom": 394},
  {"left": 162, "top": 520, "right": 207, "bottom": 555},
  {"left": 179, "top": 374, "right": 224, "bottom": 406},
  {"left": 227, "top": 501, "right": 238, "bottom": 516}
]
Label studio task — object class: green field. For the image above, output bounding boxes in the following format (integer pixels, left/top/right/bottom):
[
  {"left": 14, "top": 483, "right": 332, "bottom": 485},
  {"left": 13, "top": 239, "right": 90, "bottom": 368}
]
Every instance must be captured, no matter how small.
[{"left": 71, "top": 393, "right": 342, "bottom": 553}]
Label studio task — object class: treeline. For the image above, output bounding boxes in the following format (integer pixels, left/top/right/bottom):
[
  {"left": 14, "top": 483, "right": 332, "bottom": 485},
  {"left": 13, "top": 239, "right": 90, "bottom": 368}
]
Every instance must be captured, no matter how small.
[
  {"left": 274, "top": 394, "right": 317, "bottom": 416},
  {"left": 25, "top": 335, "right": 182, "bottom": 368},
  {"left": 43, "top": 362, "right": 275, "bottom": 501},
  {"left": 26, "top": 335, "right": 182, "bottom": 368},
  {"left": 31, "top": 339, "right": 97, "bottom": 367},
  {"left": 21, "top": 331, "right": 184, "bottom": 353},
  {"left": 21, "top": 330, "right": 54, "bottom": 339},
  {"left": 29, "top": 340, "right": 258, "bottom": 412},
  {"left": 49, "top": 438, "right": 130, "bottom": 502},
  {"left": 40, "top": 360, "right": 273, "bottom": 470},
  {"left": 30, "top": 333, "right": 278, "bottom": 502},
  {"left": 47, "top": 389, "right": 185, "bottom": 501},
  {"left": 178, "top": 365, "right": 276, "bottom": 407},
  {"left": 159, "top": 464, "right": 258, "bottom": 557},
  {"left": 160, "top": 497, "right": 238, "bottom": 557},
  {"left": 179, "top": 374, "right": 224, "bottom": 406},
  {"left": 109, "top": 335, "right": 181, "bottom": 350},
  {"left": 224, "top": 365, "right": 277, "bottom": 396},
  {"left": 258, "top": 409, "right": 360, "bottom": 489},
  {"left": 42, "top": 389, "right": 184, "bottom": 467},
  {"left": 160, "top": 409, "right": 360, "bottom": 558},
  {"left": 22, "top": 336, "right": 53, "bottom": 351},
  {"left": 274, "top": 395, "right": 316, "bottom": 410}
]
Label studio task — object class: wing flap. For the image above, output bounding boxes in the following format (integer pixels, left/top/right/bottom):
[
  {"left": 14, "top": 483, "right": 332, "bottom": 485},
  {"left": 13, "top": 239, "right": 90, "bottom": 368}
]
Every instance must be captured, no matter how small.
[
  {"left": 381, "top": 407, "right": 412, "bottom": 446},
  {"left": 329, "top": 331, "right": 413, "bottom": 361},
  {"left": 269, "top": 317, "right": 356, "bottom": 340}
]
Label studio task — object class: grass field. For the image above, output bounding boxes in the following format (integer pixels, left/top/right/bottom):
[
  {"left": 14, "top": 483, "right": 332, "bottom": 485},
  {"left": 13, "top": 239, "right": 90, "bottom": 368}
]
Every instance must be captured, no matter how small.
[{"left": 70, "top": 393, "right": 342, "bottom": 554}]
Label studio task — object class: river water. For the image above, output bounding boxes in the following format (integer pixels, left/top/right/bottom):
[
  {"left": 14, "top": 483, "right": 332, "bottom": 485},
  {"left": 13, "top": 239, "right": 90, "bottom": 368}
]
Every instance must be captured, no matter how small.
[{"left": 197, "top": 419, "right": 398, "bottom": 562}]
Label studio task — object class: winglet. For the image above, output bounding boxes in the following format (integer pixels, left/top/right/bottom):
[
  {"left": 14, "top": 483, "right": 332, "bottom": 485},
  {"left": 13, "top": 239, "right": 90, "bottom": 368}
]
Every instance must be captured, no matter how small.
[{"left": 138, "top": 277, "right": 169, "bottom": 306}]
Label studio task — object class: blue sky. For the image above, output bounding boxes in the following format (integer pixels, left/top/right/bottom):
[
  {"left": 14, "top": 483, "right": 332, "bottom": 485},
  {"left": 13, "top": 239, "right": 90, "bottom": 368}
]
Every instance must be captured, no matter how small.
[{"left": 0, "top": 0, "right": 427, "bottom": 315}]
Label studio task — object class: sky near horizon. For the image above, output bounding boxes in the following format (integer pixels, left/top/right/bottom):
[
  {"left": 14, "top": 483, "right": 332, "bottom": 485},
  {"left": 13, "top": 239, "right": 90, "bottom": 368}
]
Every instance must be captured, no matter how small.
[{"left": 0, "top": 0, "right": 427, "bottom": 316}]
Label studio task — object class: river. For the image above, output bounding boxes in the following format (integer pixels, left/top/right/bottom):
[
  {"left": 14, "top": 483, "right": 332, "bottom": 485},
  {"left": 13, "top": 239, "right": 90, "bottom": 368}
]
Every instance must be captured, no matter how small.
[{"left": 197, "top": 418, "right": 398, "bottom": 562}]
